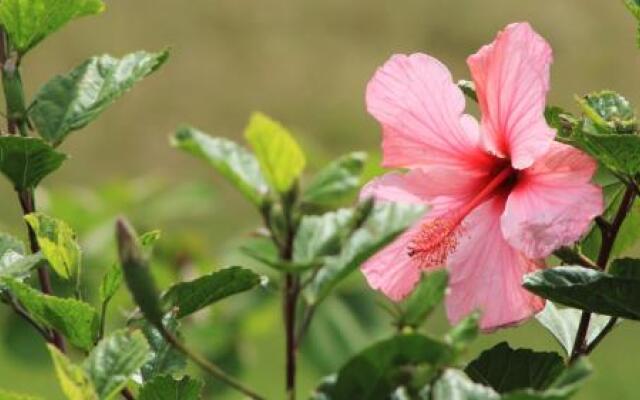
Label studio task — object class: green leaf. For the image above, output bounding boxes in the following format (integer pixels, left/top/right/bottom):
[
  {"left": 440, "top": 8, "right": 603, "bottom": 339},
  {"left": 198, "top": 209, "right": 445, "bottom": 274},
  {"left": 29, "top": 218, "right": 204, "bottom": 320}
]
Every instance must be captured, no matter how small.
[
  {"left": 0, "top": 0, "right": 105, "bottom": 54},
  {"left": 302, "top": 152, "right": 367, "bottom": 206},
  {"left": 48, "top": 345, "right": 98, "bottom": 400},
  {"left": 162, "top": 266, "right": 261, "bottom": 319},
  {"left": 140, "top": 230, "right": 162, "bottom": 248},
  {"left": 293, "top": 208, "right": 355, "bottom": 265},
  {"left": 316, "top": 334, "right": 455, "bottom": 400},
  {"left": 577, "top": 91, "right": 636, "bottom": 133},
  {"left": 172, "top": 126, "right": 268, "bottom": 207},
  {"left": 30, "top": 50, "right": 169, "bottom": 146},
  {"left": 573, "top": 129, "right": 640, "bottom": 176},
  {"left": 535, "top": 302, "right": 614, "bottom": 356},
  {"left": 98, "top": 263, "right": 123, "bottom": 305},
  {"left": 83, "top": 329, "right": 151, "bottom": 400},
  {"left": 501, "top": 359, "right": 592, "bottom": 400},
  {"left": 523, "top": 263, "right": 640, "bottom": 320},
  {"left": 25, "top": 212, "right": 81, "bottom": 280},
  {"left": 4, "top": 278, "right": 97, "bottom": 350},
  {"left": 0, "top": 390, "right": 41, "bottom": 400},
  {"left": 139, "top": 375, "right": 203, "bottom": 400},
  {"left": 140, "top": 313, "right": 186, "bottom": 381},
  {"left": 0, "top": 233, "right": 25, "bottom": 256},
  {"left": 465, "top": 342, "right": 564, "bottom": 393},
  {"left": 0, "top": 250, "right": 42, "bottom": 283},
  {"left": 624, "top": 0, "right": 640, "bottom": 48},
  {"left": 0, "top": 137, "right": 67, "bottom": 190},
  {"left": 431, "top": 369, "right": 499, "bottom": 400},
  {"left": 305, "top": 202, "right": 424, "bottom": 305},
  {"left": 116, "top": 219, "right": 164, "bottom": 328},
  {"left": 445, "top": 312, "right": 480, "bottom": 354},
  {"left": 244, "top": 112, "right": 306, "bottom": 193},
  {"left": 399, "top": 270, "right": 448, "bottom": 329}
]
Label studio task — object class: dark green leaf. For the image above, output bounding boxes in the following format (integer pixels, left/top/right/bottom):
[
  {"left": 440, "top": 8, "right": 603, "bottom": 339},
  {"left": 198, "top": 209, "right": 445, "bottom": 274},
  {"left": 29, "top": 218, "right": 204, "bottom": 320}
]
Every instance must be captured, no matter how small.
[
  {"left": 0, "top": 137, "right": 66, "bottom": 190},
  {"left": 302, "top": 152, "right": 367, "bottom": 206},
  {"left": 30, "top": 50, "right": 169, "bottom": 146},
  {"left": 0, "top": 0, "right": 105, "bottom": 54},
  {"left": 400, "top": 270, "right": 448, "bottom": 329},
  {"left": 293, "top": 208, "right": 355, "bottom": 265},
  {"left": 25, "top": 212, "right": 80, "bottom": 280},
  {"left": 140, "top": 313, "right": 186, "bottom": 381},
  {"left": 116, "top": 218, "right": 164, "bottom": 328},
  {"left": 535, "top": 302, "right": 613, "bottom": 356},
  {"left": 172, "top": 126, "right": 268, "bottom": 207},
  {"left": 244, "top": 112, "right": 306, "bottom": 193},
  {"left": 573, "top": 129, "right": 640, "bottom": 176},
  {"left": 4, "top": 278, "right": 98, "bottom": 350},
  {"left": 465, "top": 342, "right": 564, "bottom": 393},
  {"left": 162, "top": 266, "right": 261, "bottom": 318},
  {"left": 523, "top": 264, "right": 640, "bottom": 320},
  {"left": 317, "top": 334, "right": 455, "bottom": 400},
  {"left": 457, "top": 80, "right": 478, "bottom": 102},
  {"left": 48, "top": 345, "right": 98, "bottom": 400},
  {"left": 139, "top": 375, "right": 203, "bottom": 400},
  {"left": 83, "top": 329, "right": 151, "bottom": 400},
  {"left": 305, "top": 203, "right": 424, "bottom": 305}
]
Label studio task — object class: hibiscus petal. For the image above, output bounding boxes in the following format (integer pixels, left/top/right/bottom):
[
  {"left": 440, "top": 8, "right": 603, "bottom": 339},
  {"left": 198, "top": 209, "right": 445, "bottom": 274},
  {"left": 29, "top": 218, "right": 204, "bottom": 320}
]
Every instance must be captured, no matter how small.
[
  {"left": 446, "top": 196, "right": 545, "bottom": 331},
  {"left": 501, "top": 142, "right": 604, "bottom": 259},
  {"left": 468, "top": 22, "right": 554, "bottom": 169},
  {"left": 366, "top": 53, "right": 492, "bottom": 169},
  {"left": 361, "top": 225, "right": 424, "bottom": 301}
]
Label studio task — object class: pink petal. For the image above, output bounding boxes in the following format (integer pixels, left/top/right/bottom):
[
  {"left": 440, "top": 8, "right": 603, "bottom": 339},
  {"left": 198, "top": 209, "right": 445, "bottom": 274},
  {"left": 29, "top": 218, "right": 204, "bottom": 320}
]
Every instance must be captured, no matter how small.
[
  {"left": 468, "top": 22, "right": 555, "bottom": 169},
  {"left": 501, "top": 142, "right": 604, "bottom": 259},
  {"left": 366, "top": 53, "right": 493, "bottom": 170},
  {"left": 446, "top": 196, "right": 545, "bottom": 331},
  {"left": 361, "top": 224, "right": 424, "bottom": 301}
]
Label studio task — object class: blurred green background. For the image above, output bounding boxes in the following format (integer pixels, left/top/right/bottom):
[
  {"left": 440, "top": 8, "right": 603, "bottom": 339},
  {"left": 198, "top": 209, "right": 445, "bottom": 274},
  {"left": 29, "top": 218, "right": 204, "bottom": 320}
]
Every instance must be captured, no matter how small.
[{"left": 0, "top": 0, "right": 639, "bottom": 399}]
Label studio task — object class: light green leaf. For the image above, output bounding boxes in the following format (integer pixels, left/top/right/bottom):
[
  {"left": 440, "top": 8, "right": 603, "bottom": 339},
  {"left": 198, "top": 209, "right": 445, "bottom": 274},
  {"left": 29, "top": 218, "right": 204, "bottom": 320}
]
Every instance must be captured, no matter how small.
[
  {"left": 576, "top": 91, "right": 636, "bottom": 133},
  {"left": 140, "top": 230, "right": 161, "bottom": 248},
  {"left": 445, "top": 312, "right": 480, "bottom": 354},
  {"left": 0, "top": 137, "right": 67, "bottom": 190},
  {"left": 0, "top": 233, "right": 25, "bottom": 256},
  {"left": 4, "top": 278, "right": 98, "bottom": 350},
  {"left": 139, "top": 375, "right": 203, "bottom": 400},
  {"left": 0, "top": 390, "right": 41, "bottom": 400},
  {"left": 624, "top": 0, "right": 640, "bottom": 48},
  {"left": 293, "top": 209, "right": 355, "bottom": 265},
  {"left": 305, "top": 203, "right": 424, "bottom": 305},
  {"left": 25, "top": 212, "right": 80, "bottom": 280},
  {"left": 140, "top": 313, "right": 186, "bottom": 381},
  {"left": 431, "top": 369, "right": 499, "bottom": 400},
  {"left": 30, "top": 50, "right": 169, "bottom": 146},
  {"left": 0, "top": 0, "right": 105, "bottom": 54},
  {"left": 244, "top": 112, "right": 306, "bottom": 193},
  {"left": 172, "top": 127, "right": 268, "bottom": 206},
  {"left": 0, "top": 250, "right": 42, "bottom": 282},
  {"left": 523, "top": 262, "right": 640, "bottom": 320},
  {"left": 83, "top": 329, "right": 151, "bottom": 400},
  {"left": 99, "top": 263, "right": 123, "bottom": 305},
  {"left": 399, "top": 270, "right": 448, "bottom": 329},
  {"left": 48, "top": 345, "right": 98, "bottom": 400},
  {"left": 162, "top": 266, "right": 261, "bottom": 319},
  {"left": 535, "top": 302, "right": 614, "bottom": 356},
  {"left": 302, "top": 152, "right": 367, "bottom": 206}
]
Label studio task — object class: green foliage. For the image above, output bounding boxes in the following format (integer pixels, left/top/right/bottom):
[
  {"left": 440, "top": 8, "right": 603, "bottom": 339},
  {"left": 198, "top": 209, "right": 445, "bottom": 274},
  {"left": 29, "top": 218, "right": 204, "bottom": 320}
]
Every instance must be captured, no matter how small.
[
  {"left": 445, "top": 313, "right": 480, "bottom": 354},
  {"left": 0, "top": 233, "right": 25, "bottom": 256},
  {"left": 98, "top": 263, "right": 123, "bottom": 305},
  {"left": 139, "top": 375, "right": 203, "bottom": 400},
  {"left": 140, "top": 313, "right": 186, "bottom": 381},
  {"left": 244, "top": 112, "right": 306, "bottom": 193},
  {"left": 624, "top": 0, "right": 640, "bottom": 47},
  {"left": 430, "top": 369, "right": 499, "bottom": 400},
  {"left": 0, "top": 0, "right": 105, "bottom": 54},
  {"left": 25, "top": 212, "right": 81, "bottom": 280},
  {"left": 293, "top": 209, "right": 355, "bottom": 265},
  {"left": 48, "top": 346, "right": 98, "bottom": 400},
  {"left": 523, "top": 262, "right": 640, "bottom": 320},
  {"left": 83, "top": 330, "right": 150, "bottom": 399},
  {"left": 3, "top": 278, "right": 98, "bottom": 350},
  {"left": 0, "top": 390, "right": 41, "bottom": 400},
  {"left": 0, "top": 137, "right": 67, "bottom": 190},
  {"left": 399, "top": 270, "right": 448, "bottom": 329},
  {"left": 302, "top": 152, "right": 367, "bottom": 207},
  {"left": 577, "top": 91, "right": 636, "bottom": 133},
  {"left": 172, "top": 126, "right": 268, "bottom": 207},
  {"left": 305, "top": 202, "right": 424, "bottom": 305},
  {"left": 0, "top": 250, "right": 42, "bottom": 283},
  {"left": 161, "top": 266, "right": 261, "bottom": 319},
  {"left": 535, "top": 302, "right": 613, "bottom": 356},
  {"left": 116, "top": 219, "right": 164, "bottom": 328},
  {"left": 30, "top": 50, "right": 169, "bottom": 146}
]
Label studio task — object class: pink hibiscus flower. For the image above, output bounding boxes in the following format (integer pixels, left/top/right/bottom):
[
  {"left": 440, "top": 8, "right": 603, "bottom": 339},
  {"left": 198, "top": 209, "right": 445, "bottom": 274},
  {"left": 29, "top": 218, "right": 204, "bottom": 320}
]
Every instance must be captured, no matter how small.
[{"left": 361, "top": 22, "right": 603, "bottom": 331}]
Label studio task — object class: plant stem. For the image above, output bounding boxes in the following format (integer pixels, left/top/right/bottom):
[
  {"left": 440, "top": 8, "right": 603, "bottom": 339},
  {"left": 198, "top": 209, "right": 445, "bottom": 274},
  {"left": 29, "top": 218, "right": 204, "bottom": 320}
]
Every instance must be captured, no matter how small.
[
  {"left": 283, "top": 273, "right": 299, "bottom": 400},
  {"left": 160, "top": 329, "right": 265, "bottom": 400},
  {"left": 569, "top": 185, "right": 635, "bottom": 363}
]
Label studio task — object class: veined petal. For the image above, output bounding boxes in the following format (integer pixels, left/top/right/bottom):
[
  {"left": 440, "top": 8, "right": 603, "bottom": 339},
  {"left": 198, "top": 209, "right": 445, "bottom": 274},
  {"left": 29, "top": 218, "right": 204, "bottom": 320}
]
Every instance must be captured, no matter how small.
[
  {"left": 468, "top": 22, "right": 554, "bottom": 169},
  {"left": 501, "top": 142, "right": 604, "bottom": 259},
  {"left": 366, "top": 53, "right": 493, "bottom": 169},
  {"left": 446, "top": 196, "right": 545, "bottom": 331}
]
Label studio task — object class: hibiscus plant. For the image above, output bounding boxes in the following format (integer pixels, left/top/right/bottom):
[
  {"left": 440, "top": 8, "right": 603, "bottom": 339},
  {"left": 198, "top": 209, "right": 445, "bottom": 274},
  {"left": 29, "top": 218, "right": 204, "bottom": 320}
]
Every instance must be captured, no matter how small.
[{"left": 0, "top": 1, "right": 639, "bottom": 400}]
